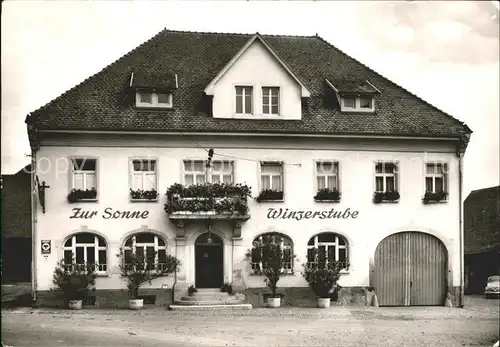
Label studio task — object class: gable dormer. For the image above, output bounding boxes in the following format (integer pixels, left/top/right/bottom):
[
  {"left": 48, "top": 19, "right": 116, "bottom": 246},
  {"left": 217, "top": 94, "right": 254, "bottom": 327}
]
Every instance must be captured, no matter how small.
[
  {"left": 325, "top": 77, "right": 380, "bottom": 113},
  {"left": 130, "top": 71, "right": 178, "bottom": 109},
  {"left": 204, "top": 34, "right": 311, "bottom": 120}
]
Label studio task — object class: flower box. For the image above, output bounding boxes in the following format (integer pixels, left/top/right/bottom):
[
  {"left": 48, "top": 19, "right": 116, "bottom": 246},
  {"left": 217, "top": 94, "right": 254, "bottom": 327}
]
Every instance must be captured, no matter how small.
[
  {"left": 255, "top": 189, "right": 284, "bottom": 202},
  {"left": 373, "top": 191, "right": 400, "bottom": 203},
  {"left": 130, "top": 189, "right": 158, "bottom": 201},
  {"left": 422, "top": 191, "right": 448, "bottom": 204},
  {"left": 67, "top": 188, "right": 98, "bottom": 203},
  {"left": 164, "top": 183, "right": 251, "bottom": 215},
  {"left": 314, "top": 188, "right": 341, "bottom": 202}
]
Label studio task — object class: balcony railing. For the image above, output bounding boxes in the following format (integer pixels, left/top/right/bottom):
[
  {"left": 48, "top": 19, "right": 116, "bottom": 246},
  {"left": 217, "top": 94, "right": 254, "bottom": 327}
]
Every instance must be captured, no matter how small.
[
  {"left": 250, "top": 261, "right": 293, "bottom": 275},
  {"left": 305, "top": 261, "right": 349, "bottom": 271},
  {"left": 63, "top": 263, "right": 107, "bottom": 273}
]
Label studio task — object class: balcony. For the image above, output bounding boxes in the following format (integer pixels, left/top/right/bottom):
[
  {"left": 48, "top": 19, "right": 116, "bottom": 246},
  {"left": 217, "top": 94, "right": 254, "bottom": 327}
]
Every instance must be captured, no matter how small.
[{"left": 164, "top": 183, "right": 252, "bottom": 221}]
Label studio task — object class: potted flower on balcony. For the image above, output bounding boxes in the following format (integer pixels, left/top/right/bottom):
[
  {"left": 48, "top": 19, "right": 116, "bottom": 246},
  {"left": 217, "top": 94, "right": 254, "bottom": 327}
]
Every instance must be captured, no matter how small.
[
  {"left": 314, "top": 188, "right": 341, "bottom": 202},
  {"left": 255, "top": 189, "right": 284, "bottom": 202},
  {"left": 422, "top": 191, "right": 448, "bottom": 204},
  {"left": 246, "top": 236, "right": 294, "bottom": 308},
  {"left": 117, "top": 248, "right": 180, "bottom": 310},
  {"left": 373, "top": 190, "right": 400, "bottom": 203},
  {"left": 52, "top": 260, "right": 97, "bottom": 310},
  {"left": 302, "top": 249, "right": 346, "bottom": 308},
  {"left": 67, "top": 187, "right": 97, "bottom": 203}
]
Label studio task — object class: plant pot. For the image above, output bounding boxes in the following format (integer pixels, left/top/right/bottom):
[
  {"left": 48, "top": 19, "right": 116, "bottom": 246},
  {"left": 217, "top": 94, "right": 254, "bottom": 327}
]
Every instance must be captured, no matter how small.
[
  {"left": 129, "top": 299, "right": 143, "bottom": 310},
  {"left": 317, "top": 297, "right": 331, "bottom": 308},
  {"left": 68, "top": 300, "right": 83, "bottom": 310},
  {"left": 267, "top": 297, "right": 281, "bottom": 308}
]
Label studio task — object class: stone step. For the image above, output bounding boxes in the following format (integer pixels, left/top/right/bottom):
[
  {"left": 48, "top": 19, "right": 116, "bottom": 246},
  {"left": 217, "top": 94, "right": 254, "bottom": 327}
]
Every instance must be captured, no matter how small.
[
  {"left": 181, "top": 294, "right": 232, "bottom": 301},
  {"left": 174, "top": 299, "right": 246, "bottom": 306},
  {"left": 195, "top": 288, "right": 224, "bottom": 293},
  {"left": 169, "top": 304, "right": 253, "bottom": 311}
]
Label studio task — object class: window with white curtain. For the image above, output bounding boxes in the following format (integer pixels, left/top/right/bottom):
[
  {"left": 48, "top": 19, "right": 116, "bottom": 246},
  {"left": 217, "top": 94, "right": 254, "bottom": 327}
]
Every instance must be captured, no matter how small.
[
  {"left": 251, "top": 233, "right": 293, "bottom": 274},
  {"left": 260, "top": 162, "right": 283, "bottom": 191},
  {"left": 123, "top": 233, "right": 167, "bottom": 271},
  {"left": 307, "top": 233, "right": 348, "bottom": 270},
  {"left": 316, "top": 161, "right": 339, "bottom": 190},
  {"left": 183, "top": 160, "right": 234, "bottom": 185},
  {"left": 131, "top": 159, "right": 157, "bottom": 191},
  {"left": 375, "top": 162, "right": 398, "bottom": 192},
  {"left": 425, "top": 163, "right": 448, "bottom": 193},
  {"left": 63, "top": 233, "right": 107, "bottom": 273},
  {"left": 71, "top": 158, "right": 97, "bottom": 191}
]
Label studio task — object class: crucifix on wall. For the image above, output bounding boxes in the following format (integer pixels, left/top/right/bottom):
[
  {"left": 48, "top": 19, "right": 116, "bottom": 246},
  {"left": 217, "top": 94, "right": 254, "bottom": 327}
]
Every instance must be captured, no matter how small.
[{"left": 36, "top": 175, "right": 50, "bottom": 214}]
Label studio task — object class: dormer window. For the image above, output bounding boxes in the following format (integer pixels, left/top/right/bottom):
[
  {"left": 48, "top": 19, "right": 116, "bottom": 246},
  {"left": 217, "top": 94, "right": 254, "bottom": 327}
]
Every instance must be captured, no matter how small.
[
  {"left": 326, "top": 77, "right": 379, "bottom": 114},
  {"left": 340, "top": 96, "right": 375, "bottom": 112},
  {"left": 136, "top": 91, "right": 173, "bottom": 108}
]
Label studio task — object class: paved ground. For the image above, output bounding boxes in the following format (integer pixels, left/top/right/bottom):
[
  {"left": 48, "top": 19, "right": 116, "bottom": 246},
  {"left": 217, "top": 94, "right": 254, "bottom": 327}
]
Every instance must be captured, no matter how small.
[{"left": 2, "top": 296, "right": 499, "bottom": 347}]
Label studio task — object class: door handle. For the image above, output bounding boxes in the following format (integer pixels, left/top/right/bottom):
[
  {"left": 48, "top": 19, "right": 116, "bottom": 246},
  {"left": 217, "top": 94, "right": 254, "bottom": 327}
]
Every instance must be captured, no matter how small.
[{"left": 410, "top": 281, "right": 412, "bottom": 288}]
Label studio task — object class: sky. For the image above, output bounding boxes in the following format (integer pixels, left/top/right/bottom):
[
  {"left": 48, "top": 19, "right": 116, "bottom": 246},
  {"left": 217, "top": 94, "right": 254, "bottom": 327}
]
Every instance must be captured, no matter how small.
[{"left": 1, "top": 0, "right": 499, "bottom": 198}]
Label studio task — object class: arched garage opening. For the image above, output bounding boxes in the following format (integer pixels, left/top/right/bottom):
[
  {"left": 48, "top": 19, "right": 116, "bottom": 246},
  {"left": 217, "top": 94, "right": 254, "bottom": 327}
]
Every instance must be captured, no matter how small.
[{"left": 374, "top": 231, "right": 448, "bottom": 306}]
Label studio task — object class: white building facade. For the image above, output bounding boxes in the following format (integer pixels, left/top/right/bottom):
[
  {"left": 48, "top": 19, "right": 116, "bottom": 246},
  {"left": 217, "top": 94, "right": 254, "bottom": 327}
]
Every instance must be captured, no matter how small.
[{"left": 26, "top": 30, "right": 471, "bottom": 308}]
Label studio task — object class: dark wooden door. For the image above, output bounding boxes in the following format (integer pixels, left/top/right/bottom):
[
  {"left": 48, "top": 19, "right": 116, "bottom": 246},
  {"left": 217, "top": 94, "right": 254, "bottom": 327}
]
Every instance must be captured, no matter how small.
[{"left": 195, "top": 245, "right": 223, "bottom": 288}]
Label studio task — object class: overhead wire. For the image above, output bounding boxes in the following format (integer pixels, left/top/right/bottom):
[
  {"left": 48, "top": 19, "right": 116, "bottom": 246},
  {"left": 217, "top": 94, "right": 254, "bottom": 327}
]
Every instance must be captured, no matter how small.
[{"left": 177, "top": 131, "right": 302, "bottom": 167}]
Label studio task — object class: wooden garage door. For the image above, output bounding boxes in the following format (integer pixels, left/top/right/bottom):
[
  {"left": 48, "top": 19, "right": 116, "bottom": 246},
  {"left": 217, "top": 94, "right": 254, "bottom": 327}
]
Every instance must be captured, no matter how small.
[{"left": 374, "top": 232, "right": 447, "bottom": 306}]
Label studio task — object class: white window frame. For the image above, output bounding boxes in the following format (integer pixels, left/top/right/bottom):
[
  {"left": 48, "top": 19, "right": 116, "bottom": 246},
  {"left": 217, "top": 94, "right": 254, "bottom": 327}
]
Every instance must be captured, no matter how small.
[
  {"left": 135, "top": 91, "right": 173, "bottom": 108},
  {"left": 307, "top": 233, "right": 348, "bottom": 271},
  {"left": 374, "top": 161, "right": 399, "bottom": 192},
  {"left": 341, "top": 96, "right": 375, "bottom": 112},
  {"left": 235, "top": 86, "right": 253, "bottom": 115},
  {"left": 130, "top": 158, "right": 158, "bottom": 201},
  {"left": 315, "top": 161, "right": 340, "bottom": 192},
  {"left": 123, "top": 233, "right": 168, "bottom": 272},
  {"left": 63, "top": 234, "right": 107, "bottom": 274},
  {"left": 424, "top": 162, "right": 448, "bottom": 195},
  {"left": 262, "top": 86, "right": 280, "bottom": 115},
  {"left": 69, "top": 157, "right": 98, "bottom": 197},
  {"left": 259, "top": 161, "right": 284, "bottom": 192},
  {"left": 183, "top": 160, "right": 234, "bottom": 185},
  {"left": 251, "top": 233, "right": 293, "bottom": 274}
]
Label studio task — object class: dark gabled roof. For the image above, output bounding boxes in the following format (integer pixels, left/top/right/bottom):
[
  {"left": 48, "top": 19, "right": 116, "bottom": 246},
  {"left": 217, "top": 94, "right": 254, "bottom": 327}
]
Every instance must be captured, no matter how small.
[
  {"left": 464, "top": 185, "right": 500, "bottom": 254},
  {"left": 26, "top": 29, "right": 472, "bottom": 138}
]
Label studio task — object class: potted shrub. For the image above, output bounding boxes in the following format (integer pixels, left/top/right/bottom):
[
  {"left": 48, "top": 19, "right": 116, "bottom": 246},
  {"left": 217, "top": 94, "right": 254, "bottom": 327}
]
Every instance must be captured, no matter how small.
[
  {"left": 314, "top": 188, "right": 341, "bottom": 202},
  {"left": 52, "top": 260, "right": 97, "bottom": 310},
  {"left": 302, "top": 249, "right": 347, "bottom": 308},
  {"left": 188, "top": 285, "right": 198, "bottom": 296},
  {"left": 246, "top": 235, "right": 294, "bottom": 308},
  {"left": 221, "top": 282, "right": 233, "bottom": 295},
  {"left": 117, "top": 248, "right": 180, "bottom": 310}
]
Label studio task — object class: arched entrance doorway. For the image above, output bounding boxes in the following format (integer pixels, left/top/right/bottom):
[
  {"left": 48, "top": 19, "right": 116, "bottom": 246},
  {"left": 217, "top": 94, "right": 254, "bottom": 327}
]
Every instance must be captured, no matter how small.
[
  {"left": 374, "top": 231, "right": 448, "bottom": 306},
  {"left": 195, "top": 232, "right": 224, "bottom": 288}
]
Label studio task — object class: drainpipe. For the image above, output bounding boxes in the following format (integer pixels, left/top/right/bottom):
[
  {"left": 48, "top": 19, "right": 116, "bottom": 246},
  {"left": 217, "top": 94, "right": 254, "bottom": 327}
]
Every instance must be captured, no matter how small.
[
  {"left": 458, "top": 151, "right": 464, "bottom": 308},
  {"left": 30, "top": 146, "right": 38, "bottom": 303}
]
